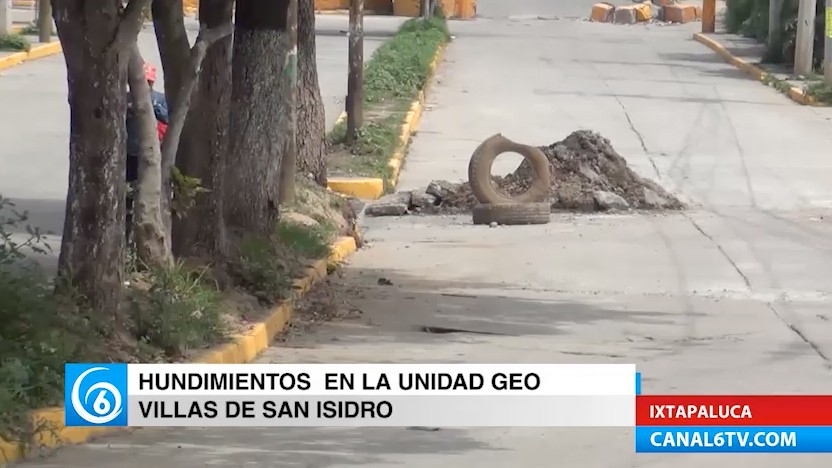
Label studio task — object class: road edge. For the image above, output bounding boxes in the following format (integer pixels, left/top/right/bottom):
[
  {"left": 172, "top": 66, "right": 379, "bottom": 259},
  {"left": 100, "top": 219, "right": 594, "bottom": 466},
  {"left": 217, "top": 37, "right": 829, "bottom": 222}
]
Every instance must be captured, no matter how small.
[
  {"left": 386, "top": 42, "right": 447, "bottom": 187},
  {"left": 692, "top": 33, "right": 817, "bottom": 106},
  {"left": 326, "top": 41, "right": 448, "bottom": 200},
  {"left": 0, "top": 42, "right": 62, "bottom": 73},
  {"left": 0, "top": 235, "right": 358, "bottom": 466}
]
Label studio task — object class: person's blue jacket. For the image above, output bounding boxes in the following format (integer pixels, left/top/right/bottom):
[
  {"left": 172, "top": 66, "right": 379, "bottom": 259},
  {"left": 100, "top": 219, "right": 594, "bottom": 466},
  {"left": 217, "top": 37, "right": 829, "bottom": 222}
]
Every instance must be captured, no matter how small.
[{"left": 126, "top": 89, "right": 169, "bottom": 157}]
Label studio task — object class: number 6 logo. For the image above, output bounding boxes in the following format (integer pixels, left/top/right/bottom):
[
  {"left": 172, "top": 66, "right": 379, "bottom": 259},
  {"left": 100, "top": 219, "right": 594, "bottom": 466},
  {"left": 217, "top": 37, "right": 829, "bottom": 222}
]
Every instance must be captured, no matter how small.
[{"left": 70, "top": 367, "right": 123, "bottom": 424}]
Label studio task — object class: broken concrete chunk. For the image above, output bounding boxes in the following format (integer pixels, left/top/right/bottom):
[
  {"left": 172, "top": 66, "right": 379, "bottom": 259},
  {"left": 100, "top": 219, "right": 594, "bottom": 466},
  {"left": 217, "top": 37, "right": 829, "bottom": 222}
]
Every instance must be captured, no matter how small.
[
  {"left": 613, "top": 6, "right": 637, "bottom": 24},
  {"left": 642, "top": 187, "right": 669, "bottom": 208},
  {"left": 365, "top": 192, "right": 411, "bottom": 217},
  {"left": 632, "top": 2, "right": 652, "bottom": 21},
  {"left": 410, "top": 189, "right": 438, "bottom": 208},
  {"left": 590, "top": 3, "right": 615, "bottom": 22},
  {"left": 593, "top": 190, "right": 630, "bottom": 211},
  {"left": 426, "top": 180, "right": 457, "bottom": 200},
  {"left": 365, "top": 203, "right": 408, "bottom": 217},
  {"left": 663, "top": 4, "right": 696, "bottom": 23},
  {"left": 578, "top": 163, "right": 601, "bottom": 183}
]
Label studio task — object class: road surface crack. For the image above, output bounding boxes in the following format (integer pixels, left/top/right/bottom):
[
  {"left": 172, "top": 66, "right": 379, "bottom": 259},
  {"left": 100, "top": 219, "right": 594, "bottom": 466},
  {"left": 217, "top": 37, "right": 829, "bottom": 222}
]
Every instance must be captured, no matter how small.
[
  {"left": 766, "top": 302, "right": 830, "bottom": 365},
  {"left": 685, "top": 215, "right": 752, "bottom": 290},
  {"left": 613, "top": 95, "right": 649, "bottom": 154}
]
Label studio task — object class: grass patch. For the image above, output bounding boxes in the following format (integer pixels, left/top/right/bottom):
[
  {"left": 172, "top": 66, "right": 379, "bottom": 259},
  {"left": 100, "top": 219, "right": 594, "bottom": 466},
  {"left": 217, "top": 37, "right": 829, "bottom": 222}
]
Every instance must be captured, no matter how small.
[
  {"left": 276, "top": 220, "right": 334, "bottom": 260},
  {"left": 0, "top": 178, "right": 350, "bottom": 449},
  {"left": 327, "top": 15, "right": 450, "bottom": 184},
  {"left": 0, "top": 197, "right": 223, "bottom": 445},
  {"left": 129, "top": 263, "right": 226, "bottom": 359},
  {"left": 0, "top": 34, "right": 30, "bottom": 52},
  {"left": 804, "top": 81, "right": 832, "bottom": 104}
]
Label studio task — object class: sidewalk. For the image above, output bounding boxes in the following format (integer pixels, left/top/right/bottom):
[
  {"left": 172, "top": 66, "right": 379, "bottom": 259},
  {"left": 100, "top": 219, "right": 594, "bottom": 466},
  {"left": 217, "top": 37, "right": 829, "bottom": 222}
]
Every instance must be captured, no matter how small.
[{"left": 10, "top": 3, "right": 832, "bottom": 466}]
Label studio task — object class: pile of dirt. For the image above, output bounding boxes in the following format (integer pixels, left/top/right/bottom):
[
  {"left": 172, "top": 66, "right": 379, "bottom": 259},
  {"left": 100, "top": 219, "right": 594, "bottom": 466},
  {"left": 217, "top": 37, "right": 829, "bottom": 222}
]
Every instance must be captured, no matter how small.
[{"left": 366, "top": 130, "right": 683, "bottom": 216}]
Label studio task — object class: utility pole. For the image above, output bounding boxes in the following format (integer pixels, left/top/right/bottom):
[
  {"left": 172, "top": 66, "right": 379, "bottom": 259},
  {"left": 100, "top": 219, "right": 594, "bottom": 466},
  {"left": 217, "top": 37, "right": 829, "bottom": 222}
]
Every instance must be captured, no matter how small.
[
  {"left": 769, "top": 0, "right": 784, "bottom": 39},
  {"left": 0, "top": 0, "right": 11, "bottom": 36},
  {"left": 826, "top": 0, "right": 832, "bottom": 84},
  {"left": 794, "top": 0, "right": 816, "bottom": 76},
  {"left": 702, "top": 0, "right": 715, "bottom": 33},
  {"left": 768, "top": 0, "right": 784, "bottom": 61},
  {"left": 37, "top": 0, "right": 51, "bottom": 43},
  {"left": 346, "top": 0, "right": 364, "bottom": 144}
]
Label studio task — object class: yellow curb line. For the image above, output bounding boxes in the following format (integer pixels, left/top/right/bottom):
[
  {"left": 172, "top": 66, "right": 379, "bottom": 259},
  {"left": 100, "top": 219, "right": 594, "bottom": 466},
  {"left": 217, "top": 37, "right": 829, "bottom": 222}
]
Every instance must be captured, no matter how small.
[
  {"left": 315, "top": 9, "right": 391, "bottom": 15},
  {"left": 0, "top": 236, "right": 358, "bottom": 466},
  {"left": 326, "top": 41, "right": 448, "bottom": 200},
  {"left": 692, "top": 33, "right": 819, "bottom": 106},
  {"left": 0, "top": 41, "right": 62, "bottom": 73}
]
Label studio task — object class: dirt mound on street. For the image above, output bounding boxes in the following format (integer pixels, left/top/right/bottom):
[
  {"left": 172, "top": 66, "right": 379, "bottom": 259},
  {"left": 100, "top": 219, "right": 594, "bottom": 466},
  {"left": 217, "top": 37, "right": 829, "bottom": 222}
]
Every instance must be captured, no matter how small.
[{"left": 365, "top": 130, "right": 683, "bottom": 217}]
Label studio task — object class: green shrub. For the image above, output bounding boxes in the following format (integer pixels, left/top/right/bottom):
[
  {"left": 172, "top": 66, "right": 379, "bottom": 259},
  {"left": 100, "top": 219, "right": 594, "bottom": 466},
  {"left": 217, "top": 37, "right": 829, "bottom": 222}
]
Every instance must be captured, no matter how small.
[
  {"left": 0, "top": 196, "right": 91, "bottom": 442},
  {"left": 364, "top": 17, "right": 451, "bottom": 104},
  {"left": 0, "top": 34, "right": 30, "bottom": 52},
  {"left": 132, "top": 263, "right": 225, "bottom": 358},
  {"left": 276, "top": 220, "right": 334, "bottom": 260}
]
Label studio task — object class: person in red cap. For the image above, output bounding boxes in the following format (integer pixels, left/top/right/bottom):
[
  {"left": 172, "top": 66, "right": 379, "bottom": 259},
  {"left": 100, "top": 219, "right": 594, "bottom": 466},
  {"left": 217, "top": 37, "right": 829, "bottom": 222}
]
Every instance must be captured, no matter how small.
[{"left": 125, "top": 62, "right": 169, "bottom": 242}]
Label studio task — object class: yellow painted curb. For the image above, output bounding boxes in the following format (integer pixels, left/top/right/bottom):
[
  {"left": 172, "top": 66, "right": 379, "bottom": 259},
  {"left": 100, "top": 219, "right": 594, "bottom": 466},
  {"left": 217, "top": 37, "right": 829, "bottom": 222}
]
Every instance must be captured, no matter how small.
[
  {"left": 315, "top": 9, "right": 391, "bottom": 15},
  {"left": 0, "top": 41, "right": 62, "bottom": 73},
  {"left": 327, "top": 177, "right": 385, "bottom": 199},
  {"left": 0, "top": 236, "right": 358, "bottom": 466},
  {"left": 692, "top": 33, "right": 820, "bottom": 106}
]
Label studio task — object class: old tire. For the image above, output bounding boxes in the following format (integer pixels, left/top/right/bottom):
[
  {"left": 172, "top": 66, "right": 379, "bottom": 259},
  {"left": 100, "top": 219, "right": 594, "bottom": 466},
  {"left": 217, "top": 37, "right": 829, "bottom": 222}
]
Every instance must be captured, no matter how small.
[
  {"left": 467, "top": 134, "right": 551, "bottom": 205},
  {"left": 472, "top": 203, "right": 551, "bottom": 226}
]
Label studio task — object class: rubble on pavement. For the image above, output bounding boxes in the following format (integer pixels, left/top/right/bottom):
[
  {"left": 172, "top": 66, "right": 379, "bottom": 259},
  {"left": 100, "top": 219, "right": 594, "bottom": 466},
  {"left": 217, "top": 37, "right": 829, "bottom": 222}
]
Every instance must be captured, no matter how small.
[
  {"left": 590, "top": 0, "right": 701, "bottom": 25},
  {"left": 364, "top": 130, "right": 684, "bottom": 217}
]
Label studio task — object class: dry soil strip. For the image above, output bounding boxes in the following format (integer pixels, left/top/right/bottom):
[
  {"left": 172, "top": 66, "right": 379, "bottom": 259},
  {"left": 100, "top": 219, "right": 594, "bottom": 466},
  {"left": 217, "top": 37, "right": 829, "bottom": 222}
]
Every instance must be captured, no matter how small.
[
  {"left": 326, "top": 42, "right": 448, "bottom": 200},
  {"left": 0, "top": 236, "right": 358, "bottom": 466},
  {"left": 692, "top": 33, "right": 818, "bottom": 106}
]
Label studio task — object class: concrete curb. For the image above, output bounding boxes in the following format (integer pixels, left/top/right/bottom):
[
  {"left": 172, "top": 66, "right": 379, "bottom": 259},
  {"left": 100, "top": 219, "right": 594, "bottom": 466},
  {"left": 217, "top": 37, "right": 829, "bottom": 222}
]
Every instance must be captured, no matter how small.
[
  {"left": 0, "top": 236, "right": 358, "bottom": 466},
  {"left": 0, "top": 41, "right": 62, "bottom": 73},
  {"left": 315, "top": 9, "right": 391, "bottom": 15},
  {"left": 692, "top": 33, "right": 818, "bottom": 106},
  {"left": 326, "top": 41, "right": 448, "bottom": 200}
]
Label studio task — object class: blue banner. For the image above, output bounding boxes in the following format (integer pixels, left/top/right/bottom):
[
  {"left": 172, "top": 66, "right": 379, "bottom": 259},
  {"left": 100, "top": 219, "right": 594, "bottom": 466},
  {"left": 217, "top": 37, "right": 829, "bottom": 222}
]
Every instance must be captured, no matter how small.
[{"left": 636, "top": 426, "right": 832, "bottom": 453}]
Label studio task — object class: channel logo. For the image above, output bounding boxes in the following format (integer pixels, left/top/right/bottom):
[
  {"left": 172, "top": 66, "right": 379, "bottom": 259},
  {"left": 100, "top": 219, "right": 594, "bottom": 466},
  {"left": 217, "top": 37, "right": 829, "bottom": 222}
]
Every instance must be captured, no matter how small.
[{"left": 64, "top": 363, "right": 128, "bottom": 427}]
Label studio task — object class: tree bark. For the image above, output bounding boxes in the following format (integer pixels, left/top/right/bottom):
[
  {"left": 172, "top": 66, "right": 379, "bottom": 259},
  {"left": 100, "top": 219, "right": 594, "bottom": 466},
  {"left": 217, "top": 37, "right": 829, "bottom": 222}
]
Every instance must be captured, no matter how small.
[
  {"left": 278, "top": 0, "right": 299, "bottom": 205},
  {"left": 52, "top": 0, "right": 151, "bottom": 315},
  {"left": 151, "top": 0, "right": 191, "bottom": 109},
  {"left": 173, "top": 0, "right": 233, "bottom": 258},
  {"left": 128, "top": 42, "right": 172, "bottom": 270},
  {"left": 224, "top": 0, "right": 293, "bottom": 236},
  {"left": 296, "top": 0, "right": 327, "bottom": 186}
]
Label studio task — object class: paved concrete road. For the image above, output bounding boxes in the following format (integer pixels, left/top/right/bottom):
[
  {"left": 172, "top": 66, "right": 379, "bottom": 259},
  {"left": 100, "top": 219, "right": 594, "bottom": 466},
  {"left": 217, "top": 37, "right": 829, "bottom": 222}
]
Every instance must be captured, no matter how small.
[
  {"left": 14, "top": 1, "right": 832, "bottom": 466},
  {"left": 0, "top": 15, "right": 405, "bottom": 266}
]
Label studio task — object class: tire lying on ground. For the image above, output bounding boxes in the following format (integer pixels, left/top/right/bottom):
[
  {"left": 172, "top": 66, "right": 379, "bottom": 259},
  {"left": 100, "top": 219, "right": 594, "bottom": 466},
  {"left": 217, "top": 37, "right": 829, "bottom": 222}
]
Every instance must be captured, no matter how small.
[
  {"left": 472, "top": 203, "right": 551, "bottom": 226},
  {"left": 468, "top": 134, "right": 551, "bottom": 204}
]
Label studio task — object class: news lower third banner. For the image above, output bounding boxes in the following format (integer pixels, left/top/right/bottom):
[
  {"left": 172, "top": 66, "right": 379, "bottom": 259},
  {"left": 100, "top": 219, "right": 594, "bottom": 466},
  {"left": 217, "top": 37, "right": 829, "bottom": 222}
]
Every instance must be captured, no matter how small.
[
  {"left": 635, "top": 395, "right": 832, "bottom": 453},
  {"left": 64, "top": 363, "right": 637, "bottom": 427}
]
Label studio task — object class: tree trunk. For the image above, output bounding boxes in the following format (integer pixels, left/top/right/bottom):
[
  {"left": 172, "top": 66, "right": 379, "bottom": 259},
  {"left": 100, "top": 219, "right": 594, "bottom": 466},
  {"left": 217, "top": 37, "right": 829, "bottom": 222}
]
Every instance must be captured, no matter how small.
[
  {"left": 152, "top": 0, "right": 191, "bottom": 108},
  {"left": 278, "top": 0, "right": 299, "bottom": 205},
  {"left": 296, "top": 0, "right": 327, "bottom": 186},
  {"left": 224, "top": 0, "right": 293, "bottom": 236},
  {"left": 128, "top": 42, "right": 172, "bottom": 270},
  {"left": 52, "top": 0, "right": 151, "bottom": 315},
  {"left": 173, "top": 0, "right": 233, "bottom": 258}
]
